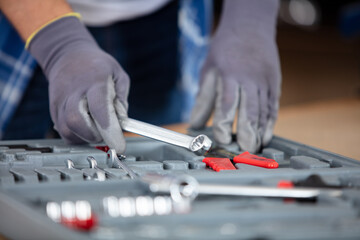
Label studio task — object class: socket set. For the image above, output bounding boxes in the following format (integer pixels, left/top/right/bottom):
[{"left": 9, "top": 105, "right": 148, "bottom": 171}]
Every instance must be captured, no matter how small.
[{"left": 1, "top": 131, "right": 360, "bottom": 239}]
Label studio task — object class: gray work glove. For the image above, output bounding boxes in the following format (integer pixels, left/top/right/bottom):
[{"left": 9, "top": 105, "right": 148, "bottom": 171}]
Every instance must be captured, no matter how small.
[
  {"left": 190, "top": 0, "right": 281, "bottom": 153},
  {"left": 28, "top": 16, "right": 130, "bottom": 153}
]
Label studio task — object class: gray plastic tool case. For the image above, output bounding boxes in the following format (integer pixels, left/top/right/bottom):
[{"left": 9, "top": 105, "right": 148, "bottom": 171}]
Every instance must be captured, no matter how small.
[{"left": 1, "top": 131, "right": 360, "bottom": 240}]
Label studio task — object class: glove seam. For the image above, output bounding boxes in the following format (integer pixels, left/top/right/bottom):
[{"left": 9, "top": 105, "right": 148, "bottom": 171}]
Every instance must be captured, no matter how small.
[{"left": 25, "top": 12, "right": 82, "bottom": 49}]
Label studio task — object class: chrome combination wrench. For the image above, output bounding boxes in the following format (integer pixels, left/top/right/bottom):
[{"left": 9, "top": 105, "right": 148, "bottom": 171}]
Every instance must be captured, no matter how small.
[{"left": 119, "top": 117, "right": 212, "bottom": 156}]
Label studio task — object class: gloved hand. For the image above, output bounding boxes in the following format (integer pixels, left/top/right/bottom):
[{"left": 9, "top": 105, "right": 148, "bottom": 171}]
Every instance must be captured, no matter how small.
[
  {"left": 28, "top": 15, "right": 130, "bottom": 153},
  {"left": 190, "top": 0, "right": 281, "bottom": 153}
]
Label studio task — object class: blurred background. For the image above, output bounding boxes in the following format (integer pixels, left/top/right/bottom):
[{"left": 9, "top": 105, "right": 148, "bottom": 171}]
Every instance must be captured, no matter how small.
[{"left": 273, "top": 0, "right": 360, "bottom": 159}]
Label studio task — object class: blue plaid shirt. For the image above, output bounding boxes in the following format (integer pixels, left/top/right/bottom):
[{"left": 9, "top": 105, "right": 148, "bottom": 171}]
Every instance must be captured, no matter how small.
[
  {"left": 178, "top": 0, "right": 212, "bottom": 121},
  {"left": 0, "top": 13, "right": 37, "bottom": 139}
]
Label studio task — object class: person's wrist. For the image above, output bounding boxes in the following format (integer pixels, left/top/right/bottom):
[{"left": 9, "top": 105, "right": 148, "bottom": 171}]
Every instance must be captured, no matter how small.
[
  {"left": 25, "top": 12, "right": 81, "bottom": 49},
  {"left": 28, "top": 14, "right": 98, "bottom": 74},
  {"left": 216, "top": 0, "right": 279, "bottom": 39}
]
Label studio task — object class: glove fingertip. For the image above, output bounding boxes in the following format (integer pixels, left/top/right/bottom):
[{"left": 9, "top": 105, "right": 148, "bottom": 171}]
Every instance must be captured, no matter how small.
[
  {"left": 213, "top": 126, "right": 232, "bottom": 145},
  {"left": 93, "top": 113, "right": 127, "bottom": 154},
  {"left": 262, "top": 118, "right": 276, "bottom": 146},
  {"left": 237, "top": 121, "right": 261, "bottom": 153},
  {"left": 109, "top": 138, "right": 126, "bottom": 154},
  {"left": 102, "top": 130, "right": 126, "bottom": 154}
]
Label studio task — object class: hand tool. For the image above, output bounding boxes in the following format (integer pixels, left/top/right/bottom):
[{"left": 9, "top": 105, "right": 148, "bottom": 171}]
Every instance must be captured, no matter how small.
[
  {"left": 86, "top": 156, "right": 107, "bottom": 181},
  {"left": 119, "top": 117, "right": 212, "bottom": 155},
  {"left": 46, "top": 200, "right": 97, "bottom": 231},
  {"left": 141, "top": 173, "right": 199, "bottom": 202},
  {"left": 202, "top": 158, "right": 236, "bottom": 172},
  {"left": 46, "top": 201, "right": 61, "bottom": 222},
  {"left": 107, "top": 149, "right": 198, "bottom": 202},
  {"left": 65, "top": 158, "right": 106, "bottom": 181},
  {"left": 197, "top": 184, "right": 343, "bottom": 199},
  {"left": 60, "top": 159, "right": 84, "bottom": 181},
  {"left": 102, "top": 195, "right": 188, "bottom": 218},
  {"left": 141, "top": 172, "right": 343, "bottom": 199},
  {"left": 65, "top": 159, "right": 75, "bottom": 169},
  {"left": 205, "top": 148, "right": 279, "bottom": 169},
  {"left": 107, "top": 149, "right": 138, "bottom": 180}
]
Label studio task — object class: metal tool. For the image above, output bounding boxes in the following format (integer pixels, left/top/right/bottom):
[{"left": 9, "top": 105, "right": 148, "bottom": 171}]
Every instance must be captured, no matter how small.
[
  {"left": 139, "top": 174, "right": 341, "bottom": 200},
  {"left": 102, "top": 195, "right": 190, "bottom": 218},
  {"left": 65, "top": 159, "right": 75, "bottom": 169},
  {"left": 46, "top": 200, "right": 96, "bottom": 231},
  {"left": 107, "top": 149, "right": 198, "bottom": 202},
  {"left": 141, "top": 173, "right": 199, "bottom": 202},
  {"left": 197, "top": 184, "right": 343, "bottom": 199},
  {"left": 107, "top": 148, "right": 341, "bottom": 200},
  {"left": 139, "top": 171, "right": 342, "bottom": 199},
  {"left": 119, "top": 117, "right": 212, "bottom": 155},
  {"left": 65, "top": 158, "right": 105, "bottom": 181},
  {"left": 107, "top": 149, "right": 138, "bottom": 179},
  {"left": 86, "top": 156, "right": 107, "bottom": 181}
]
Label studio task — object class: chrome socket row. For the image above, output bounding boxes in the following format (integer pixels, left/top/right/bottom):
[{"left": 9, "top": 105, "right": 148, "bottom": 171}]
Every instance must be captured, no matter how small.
[
  {"left": 46, "top": 200, "right": 92, "bottom": 223},
  {"left": 102, "top": 195, "right": 191, "bottom": 218}
]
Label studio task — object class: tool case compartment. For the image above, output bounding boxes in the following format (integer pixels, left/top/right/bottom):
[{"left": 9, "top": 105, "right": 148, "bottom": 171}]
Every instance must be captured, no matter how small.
[{"left": 1, "top": 134, "right": 360, "bottom": 239}]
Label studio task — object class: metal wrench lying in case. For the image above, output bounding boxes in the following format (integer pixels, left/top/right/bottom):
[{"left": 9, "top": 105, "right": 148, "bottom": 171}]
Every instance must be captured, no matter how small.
[
  {"left": 107, "top": 149, "right": 342, "bottom": 201},
  {"left": 119, "top": 117, "right": 212, "bottom": 155},
  {"left": 115, "top": 119, "right": 342, "bottom": 200},
  {"left": 140, "top": 174, "right": 343, "bottom": 200}
]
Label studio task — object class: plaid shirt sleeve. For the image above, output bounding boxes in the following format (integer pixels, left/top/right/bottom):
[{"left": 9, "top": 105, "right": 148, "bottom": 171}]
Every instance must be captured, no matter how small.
[
  {"left": 0, "top": 13, "right": 37, "bottom": 139},
  {"left": 178, "top": 0, "right": 212, "bottom": 121}
]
